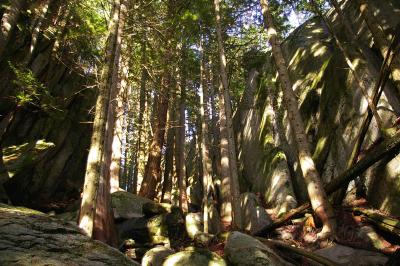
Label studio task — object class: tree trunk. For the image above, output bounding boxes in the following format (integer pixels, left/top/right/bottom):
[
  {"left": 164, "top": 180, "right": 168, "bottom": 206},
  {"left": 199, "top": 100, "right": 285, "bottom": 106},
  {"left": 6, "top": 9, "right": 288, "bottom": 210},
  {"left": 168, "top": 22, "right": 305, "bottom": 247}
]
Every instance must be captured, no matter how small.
[
  {"left": 176, "top": 45, "right": 188, "bottom": 212},
  {"left": 132, "top": 40, "right": 148, "bottom": 194},
  {"left": 24, "top": 0, "right": 51, "bottom": 65},
  {"left": 109, "top": 42, "right": 129, "bottom": 193},
  {"left": 213, "top": 0, "right": 242, "bottom": 230},
  {"left": 199, "top": 32, "right": 213, "bottom": 233},
  {"left": 161, "top": 105, "right": 175, "bottom": 203},
  {"left": 139, "top": 70, "right": 170, "bottom": 200},
  {"left": 78, "top": 0, "right": 122, "bottom": 243},
  {"left": 0, "top": 0, "right": 26, "bottom": 61},
  {"left": 260, "top": 0, "right": 336, "bottom": 239},
  {"left": 217, "top": 78, "right": 232, "bottom": 226}
]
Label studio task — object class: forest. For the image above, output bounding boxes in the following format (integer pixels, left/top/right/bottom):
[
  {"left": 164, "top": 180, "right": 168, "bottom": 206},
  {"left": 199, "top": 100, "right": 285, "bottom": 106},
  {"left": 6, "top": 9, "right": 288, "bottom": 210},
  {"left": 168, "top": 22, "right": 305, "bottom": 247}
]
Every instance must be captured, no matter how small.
[{"left": 0, "top": 0, "right": 400, "bottom": 265}]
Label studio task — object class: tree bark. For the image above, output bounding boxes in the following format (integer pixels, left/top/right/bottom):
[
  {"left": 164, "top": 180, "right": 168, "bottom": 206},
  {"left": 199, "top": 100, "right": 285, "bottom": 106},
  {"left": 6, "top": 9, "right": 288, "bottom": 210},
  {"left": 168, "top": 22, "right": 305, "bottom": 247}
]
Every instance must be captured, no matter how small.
[
  {"left": 260, "top": 0, "right": 336, "bottom": 239},
  {"left": 78, "top": 0, "right": 122, "bottom": 243},
  {"left": 24, "top": 0, "right": 51, "bottom": 65},
  {"left": 176, "top": 45, "right": 188, "bottom": 212},
  {"left": 199, "top": 32, "right": 213, "bottom": 233},
  {"left": 132, "top": 40, "right": 148, "bottom": 195},
  {"left": 213, "top": 0, "right": 242, "bottom": 230},
  {"left": 139, "top": 66, "right": 171, "bottom": 200},
  {"left": 161, "top": 105, "right": 175, "bottom": 203},
  {"left": 0, "top": 0, "right": 26, "bottom": 61},
  {"left": 109, "top": 42, "right": 129, "bottom": 193}
]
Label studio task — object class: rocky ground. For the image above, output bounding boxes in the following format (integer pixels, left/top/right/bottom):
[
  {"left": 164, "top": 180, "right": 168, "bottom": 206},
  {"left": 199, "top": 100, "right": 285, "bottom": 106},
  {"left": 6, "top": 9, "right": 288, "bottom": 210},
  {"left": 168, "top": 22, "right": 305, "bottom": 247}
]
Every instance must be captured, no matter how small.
[{"left": 0, "top": 191, "right": 398, "bottom": 265}]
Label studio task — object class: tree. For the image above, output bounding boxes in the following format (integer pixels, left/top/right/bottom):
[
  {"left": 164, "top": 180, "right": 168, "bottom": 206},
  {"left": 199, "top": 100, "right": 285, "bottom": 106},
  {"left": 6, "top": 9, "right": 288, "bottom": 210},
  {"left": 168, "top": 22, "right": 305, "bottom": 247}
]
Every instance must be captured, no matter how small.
[
  {"left": 213, "top": 0, "right": 242, "bottom": 230},
  {"left": 78, "top": 0, "right": 126, "bottom": 245},
  {"left": 260, "top": 0, "right": 336, "bottom": 239},
  {"left": 0, "top": 0, "right": 27, "bottom": 61},
  {"left": 176, "top": 44, "right": 189, "bottom": 212}
]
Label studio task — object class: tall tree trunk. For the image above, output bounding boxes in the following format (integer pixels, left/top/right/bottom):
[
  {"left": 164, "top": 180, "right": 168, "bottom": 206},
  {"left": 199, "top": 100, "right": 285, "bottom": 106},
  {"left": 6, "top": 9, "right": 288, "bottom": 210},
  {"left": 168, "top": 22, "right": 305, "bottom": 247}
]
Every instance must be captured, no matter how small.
[
  {"left": 161, "top": 105, "right": 175, "bottom": 203},
  {"left": 24, "top": 0, "right": 51, "bottom": 65},
  {"left": 199, "top": 32, "right": 213, "bottom": 233},
  {"left": 132, "top": 40, "right": 148, "bottom": 195},
  {"left": 213, "top": 0, "right": 242, "bottom": 230},
  {"left": 78, "top": 0, "right": 122, "bottom": 243},
  {"left": 217, "top": 77, "right": 232, "bottom": 226},
  {"left": 0, "top": 0, "right": 26, "bottom": 61},
  {"left": 94, "top": 0, "right": 127, "bottom": 246},
  {"left": 109, "top": 42, "right": 129, "bottom": 193},
  {"left": 139, "top": 69, "right": 171, "bottom": 200},
  {"left": 357, "top": 0, "right": 400, "bottom": 93},
  {"left": 260, "top": 0, "right": 336, "bottom": 239},
  {"left": 176, "top": 45, "right": 188, "bottom": 212}
]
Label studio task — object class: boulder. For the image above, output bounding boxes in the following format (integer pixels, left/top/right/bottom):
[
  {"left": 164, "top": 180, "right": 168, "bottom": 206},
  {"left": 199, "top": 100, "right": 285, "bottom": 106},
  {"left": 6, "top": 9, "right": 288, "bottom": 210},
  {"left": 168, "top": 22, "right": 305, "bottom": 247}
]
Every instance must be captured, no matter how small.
[
  {"left": 240, "top": 192, "right": 272, "bottom": 234},
  {"left": 0, "top": 204, "right": 138, "bottom": 265},
  {"left": 112, "top": 191, "right": 153, "bottom": 220},
  {"left": 224, "top": 231, "right": 292, "bottom": 266},
  {"left": 143, "top": 202, "right": 171, "bottom": 217},
  {"left": 141, "top": 246, "right": 174, "bottom": 266},
  {"left": 117, "top": 207, "right": 186, "bottom": 247},
  {"left": 314, "top": 244, "right": 388, "bottom": 265},
  {"left": 185, "top": 206, "right": 221, "bottom": 239},
  {"left": 162, "top": 247, "right": 226, "bottom": 266}
]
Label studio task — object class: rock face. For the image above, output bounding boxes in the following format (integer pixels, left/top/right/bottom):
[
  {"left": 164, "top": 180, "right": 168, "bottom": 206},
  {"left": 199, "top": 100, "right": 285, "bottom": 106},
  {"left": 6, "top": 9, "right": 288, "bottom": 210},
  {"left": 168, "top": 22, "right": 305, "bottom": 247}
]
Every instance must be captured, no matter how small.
[
  {"left": 240, "top": 193, "right": 271, "bottom": 234},
  {"left": 162, "top": 247, "right": 227, "bottom": 266},
  {"left": 235, "top": 0, "right": 400, "bottom": 216},
  {"left": 141, "top": 246, "right": 174, "bottom": 266},
  {"left": 314, "top": 244, "right": 388, "bottom": 265},
  {"left": 0, "top": 204, "right": 138, "bottom": 265},
  {"left": 224, "top": 232, "right": 291, "bottom": 266}
]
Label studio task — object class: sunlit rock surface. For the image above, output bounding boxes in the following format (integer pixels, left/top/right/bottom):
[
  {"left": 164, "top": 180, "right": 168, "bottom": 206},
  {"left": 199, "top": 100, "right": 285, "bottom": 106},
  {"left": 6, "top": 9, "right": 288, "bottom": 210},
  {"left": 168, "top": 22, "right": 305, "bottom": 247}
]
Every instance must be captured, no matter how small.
[
  {"left": 236, "top": 0, "right": 400, "bottom": 215},
  {"left": 240, "top": 192, "right": 271, "bottom": 234},
  {"left": 112, "top": 191, "right": 153, "bottom": 220},
  {"left": 224, "top": 231, "right": 292, "bottom": 266},
  {"left": 162, "top": 247, "right": 226, "bottom": 266},
  {"left": 0, "top": 204, "right": 138, "bottom": 265},
  {"left": 141, "top": 246, "right": 174, "bottom": 266}
]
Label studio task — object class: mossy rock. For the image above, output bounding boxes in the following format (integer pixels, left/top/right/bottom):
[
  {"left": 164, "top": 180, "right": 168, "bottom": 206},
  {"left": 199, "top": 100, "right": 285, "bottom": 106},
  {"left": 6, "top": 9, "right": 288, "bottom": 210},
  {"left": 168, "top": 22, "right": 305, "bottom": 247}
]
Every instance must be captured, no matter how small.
[
  {"left": 0, "top": 204, "right": 138, "bottom": 265},
  {"left": 163, "top": 247, "right": 226, "bottom": 266},
  {"left": 2, "top": 140, "right": 55, "bottom": 178},
  {"left": 224, "top": 232, "right": 290, "bottom": 266},
  {"left": 143, "top": 202, "right": 171, "bottom": 217},
  {"left": 111, "top": 191, "right": 153, "bottom": 220},
  {"left": 141, "top": 246, "right": 174, "bottom": 266},
  {"left": 117, "top": 207, "right": 186, "bottom": 247}
]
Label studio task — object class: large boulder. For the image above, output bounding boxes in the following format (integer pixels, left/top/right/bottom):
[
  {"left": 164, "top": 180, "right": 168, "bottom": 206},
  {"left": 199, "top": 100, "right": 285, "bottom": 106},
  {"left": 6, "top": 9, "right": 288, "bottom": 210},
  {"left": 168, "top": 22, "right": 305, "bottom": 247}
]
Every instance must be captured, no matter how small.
[
  {"left": 141, "top": 246, "right": 174, "bottom": 266},
  {"left": 240, "top": 192, "right": 271, "bottom": 234},
  {"left": 162, "top": 247, "right": 226, "bottom": 266},
  {"left": 117, "top": 207, "right": 186, "bottom": 247},
  {"left": 112, "top": 191, "right": 153, "bottom": 220},
  {"left": 314, "top": 244, "right": 388, "bottom": 265},
  {"left": 0, "top": 204, "right": 138, "bottom": 265},
  {"left": 224, "top": 232, "right": 292, "bottom": 266}
]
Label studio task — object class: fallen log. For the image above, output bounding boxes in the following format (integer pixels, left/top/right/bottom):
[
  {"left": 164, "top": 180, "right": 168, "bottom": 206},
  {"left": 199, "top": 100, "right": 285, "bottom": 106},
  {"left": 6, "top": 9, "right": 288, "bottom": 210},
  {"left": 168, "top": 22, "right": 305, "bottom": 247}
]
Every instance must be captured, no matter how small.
[
  {"left": 256, "top": 131, "right": 400, "bottom": 236},
  {"left": 353, "top": 208, "right": 400, "bottom": 238},
  {"left": 257, "top": 238, "right": 337, "bottom": 266}
]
